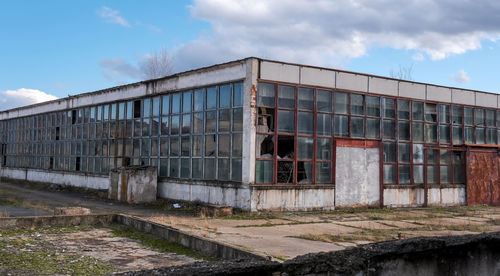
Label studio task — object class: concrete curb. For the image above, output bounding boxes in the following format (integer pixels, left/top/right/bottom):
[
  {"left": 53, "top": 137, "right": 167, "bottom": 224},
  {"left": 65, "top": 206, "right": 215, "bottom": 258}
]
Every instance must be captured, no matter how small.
[{"left": 0, "top": 214, "right": 266, "bottom": 261}]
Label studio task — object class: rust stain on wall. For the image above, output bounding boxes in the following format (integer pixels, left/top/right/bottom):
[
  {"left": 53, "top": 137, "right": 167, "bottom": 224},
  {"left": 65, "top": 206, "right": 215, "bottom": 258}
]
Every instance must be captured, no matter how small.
[
  {"left": 250, "top": 84, "right": 257, "bottom": 126},
  {"left": 466, "top": 150, "right": 500, "bottom": 206}
]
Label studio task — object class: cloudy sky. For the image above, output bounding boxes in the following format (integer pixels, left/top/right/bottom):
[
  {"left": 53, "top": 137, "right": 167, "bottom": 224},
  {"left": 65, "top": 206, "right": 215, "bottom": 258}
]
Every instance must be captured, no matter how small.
[{"left": 1, "top": 0, "right": 500, "bottom": 111}]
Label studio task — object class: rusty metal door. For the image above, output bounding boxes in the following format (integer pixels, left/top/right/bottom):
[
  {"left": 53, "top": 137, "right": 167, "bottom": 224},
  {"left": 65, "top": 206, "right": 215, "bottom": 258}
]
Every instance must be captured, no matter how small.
[{"left": 466, "top": 150, "right": 500, "bottom": 206}]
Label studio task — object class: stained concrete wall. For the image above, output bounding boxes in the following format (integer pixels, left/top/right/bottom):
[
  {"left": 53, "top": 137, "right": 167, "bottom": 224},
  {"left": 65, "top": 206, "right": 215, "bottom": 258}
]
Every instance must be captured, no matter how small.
[
  {"left": 0, "top": 167, "right": 108, "bottom": 190},
  {"left": 250, "top": 187, "right": 335, "bottom": 211},
  {"left": 109, "top": 166, "right": 157, "bottom": 204},
  {"left": 384, "top": 188, "right": 425, "bottom": 207},
  {"left": 427, "top": 187, "right": 466, "bottom": 206},
  {"left": 335, "top": 147, "right": 379, "bottom": 207},
  {"left": 158, "top": 180, "right": 251, "bottom": 210}
]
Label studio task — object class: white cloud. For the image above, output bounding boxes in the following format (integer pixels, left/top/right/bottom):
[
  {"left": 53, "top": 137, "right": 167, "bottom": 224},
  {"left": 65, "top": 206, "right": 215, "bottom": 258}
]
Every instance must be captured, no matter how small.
[
  {"left": 412, "top": 53, "right": 425, "bottom": 61},
  {"left": 0, "top": 88, "right": 58, "bottom": 111},
  {"left": 171, "top": 0, "right": 500, "bottom": 71},
  {"left": 450, "top": 70, "right": 471, "bottom": 84},
  {"left": 99, "top": 58, "right": 144, "bottom": 84},
  {"left": 97, "top": 6, "right": 130, "bottom": 27}
]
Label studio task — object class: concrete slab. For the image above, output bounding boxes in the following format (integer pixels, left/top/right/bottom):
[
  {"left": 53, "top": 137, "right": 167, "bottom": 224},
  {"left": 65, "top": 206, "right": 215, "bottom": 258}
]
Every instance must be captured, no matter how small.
[{"left": 335, "top": 221, "right": 395, "bottom": 230}]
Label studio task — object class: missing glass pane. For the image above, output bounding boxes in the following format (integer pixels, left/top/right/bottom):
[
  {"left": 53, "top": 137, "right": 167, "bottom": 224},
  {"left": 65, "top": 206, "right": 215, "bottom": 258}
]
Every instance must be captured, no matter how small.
[
  {"left": 256, "top": 134, "right": 274, "bottom": 158},
  {"left": 258, "top": 108, "right": 274, "bottom": 133},
  {"left": 277, "top": 136, "right": 294, "bottom": 159}
]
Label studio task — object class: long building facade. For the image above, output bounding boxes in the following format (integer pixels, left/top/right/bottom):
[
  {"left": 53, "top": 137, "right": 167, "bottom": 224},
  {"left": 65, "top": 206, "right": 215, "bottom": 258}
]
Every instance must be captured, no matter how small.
[{"left": 0, "top": 58, "right": 499, "bottom": 210}]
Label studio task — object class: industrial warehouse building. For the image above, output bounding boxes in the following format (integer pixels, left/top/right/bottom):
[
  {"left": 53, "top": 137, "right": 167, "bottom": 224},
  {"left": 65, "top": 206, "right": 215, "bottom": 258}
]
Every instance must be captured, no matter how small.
[{"left": 0, "top": 57, "right": 499, "bottom": 210}]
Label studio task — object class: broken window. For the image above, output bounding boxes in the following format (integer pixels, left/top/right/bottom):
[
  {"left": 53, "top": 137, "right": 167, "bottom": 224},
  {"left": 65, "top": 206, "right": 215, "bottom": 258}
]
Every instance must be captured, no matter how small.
[
  {"left": 277, "top": 161, "right": 293, "bottom": 183},
  {"left": 258, "top": 83, "right": 275, "bottom": 107},
  {"left": 297, "top": 137, "right": 313, "bottom": 159},
  {"left": 297, "top": 162, "right": 312, "bottom": 183},
  {"left": 258, "top": 108, "right": 274, "bottom": 133},
  {"left": 277, "top": 136, "right": 294, "bottom": 159},
  {"left": 425, "top": 103, "right": 437, "bottom": 122},
  {"left": 134, "top": 100, "right": 141, "bottom": 118},
  {"left": 256, "top": 134, "right": 274, "bottom": 158},
  {"left": 425, "top": 123, "right": 437, "bottom": 143}
]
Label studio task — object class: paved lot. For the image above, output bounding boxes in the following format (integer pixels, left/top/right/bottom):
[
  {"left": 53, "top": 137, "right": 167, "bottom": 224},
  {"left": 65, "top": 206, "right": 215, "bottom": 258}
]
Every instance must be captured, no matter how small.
[{"left": 1, "top": 181, "right": 499, "bottom": 261}]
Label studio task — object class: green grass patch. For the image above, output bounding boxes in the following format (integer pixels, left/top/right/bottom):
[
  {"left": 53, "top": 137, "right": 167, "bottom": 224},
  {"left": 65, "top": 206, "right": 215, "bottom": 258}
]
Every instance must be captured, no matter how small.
[
  {"left": 109, "top": 224, "right": 215, "bottom": 261},
  {"left": 0, "top": 250, "right": 113, "bottom": 275}
]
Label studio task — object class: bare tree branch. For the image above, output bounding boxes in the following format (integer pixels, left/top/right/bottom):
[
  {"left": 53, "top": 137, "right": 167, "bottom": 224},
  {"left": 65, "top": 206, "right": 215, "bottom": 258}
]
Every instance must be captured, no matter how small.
[
  {"left": 140, "top": 47, "right": 173, "bottom": 79},
  {"left": 389, "top": 64, "right": 414, "bottom": 81}
]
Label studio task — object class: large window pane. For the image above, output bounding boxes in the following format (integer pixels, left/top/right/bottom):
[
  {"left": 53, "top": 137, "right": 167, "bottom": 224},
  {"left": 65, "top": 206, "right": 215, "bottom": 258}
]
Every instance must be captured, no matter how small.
[
  {"left": 398, "top": 121, "right": 410, "bottom": 141},
  {"left": 414, "top": 165, "right": 424, "bottom": 184},
  {"left": 256, "top": 160, "right": 273, "bottom": 183},
  {"left": 398, "top": 100, "right": 409, "bottom": 120},
  {"left": 181, "top": 158, "right": 191, "bottom": 178},
  {"left": 439, "top": 105, "right": 450, "bottom": 123},
  {"left": 425, "top": 103, "right": 437, "bottom": 122},
  {"left": 439, "top": 125, "right": 450, "bottom": 143},
  {"left": 298, "top": 112, "right": 313, "bottom": 134},
  {"left": 278, "top": 85, "right": 295, "bottom": 108},
  {"left": 256, "top": 134, "right": 274, "bottom": 158},
  {"left": 181, "top": 136, "right": 190, "bottom": 156},
  {"left": 277, "top": 136, "right": 294, "bottom": 159},
  {"left": 233, "top": 82, "right": 243, "bottom": 107},
  {"left": 205, "top": 134, "right": 216, "bottom": 156},
  {"left": 413, "top": 144, "right": 424, "bottom": 163},
  {"left": 162, "top": 95, "right": 170, "bottom": 115},
  {"left": 193, "top": 112, "right": 203, "bottom": 134},
  {"left": 399, "top": 165, "right": 410, "bottom": 184},
  {"left": 427, "top": 166, "right": 438, "bottom": 184},
  {"left": 427, "top": 149, "right": 438, "bottom": 164},
  {"left": 297, "top": 162, "right": 313, "bottom": 183},
  {"left": 232, "top": 134, "right": 242, "bottom": 157},
  {"left": 334, "top": 115, "right": 348, "bottom": 136},
  {"left": 183, "top": 91, "right": 192, "bottom": 113},
  {"left": 297, "top": 137, "right": 313, "bottom": 159},
  {"left": 192, "top": 158, "right": 202, "bottom": 179},
  {"left": 382, "top": 98, "right": 395, "bottom": 118},
  {"left": 412, "top": 102, "right": 424, "bottom": 121},
  {"left": 334, "top": 92, "right": 348, "bottom": 114},
  {"left": 233, "top": 108, "right": 243, "bottom": 131},
  {"left": 277, "top": 161, "right": 293, "bottom": 183},
  {"left": 182, "top": 114, "right": 191, "bottom": 134},
  {"left": 383, "top": 165, "right": 396, "bottom": 184},
  {"left": 172, "top": 93, "right": 181, "bottom": 114},
  {"left": 231, "top": 159, "right": 242, "bottom": 181},
  {"left": 219, "top": 85, "right": 231, "bottom": 108},
  {"left": 192, "top": 136, "right": 202, "bottom": 157},
  {"left": 278, "top": 110, "right": 295, "bottom": 133},
  {"left": 366, "top": 96, "right": 380, "bottom": 117},
  {"left": 452, "top": 106, "right": 462, "bottom": 124},
  {"left": 171, "top": 116, "right": 179, "bottom": 135},
  {"left": 440, "top": 150, "right": 450, "bottom": 164},
  {"left": 412, "top": 122, "right": 424, "bottom": 142},
  {"left": 454, "top": 165, "right": 464, "bottom": 184},
  {"left": 194, "top": 89, "right": 204, "bottom": 111},
  {"left": 383, "top": 119, "right": 395, "bottom": 139},
  {"left": 464, "top": 108, "right": 473, "bottom": 125},
  {"left": 218, "top": 109, "right": 230, "bottom": 132},
  {"left": 453, "top": 126, "right": 463, "bottom": 144},
  {"left": 317, "top": 90, "right": 332, "bottom": 112},
  {"left": 425, "top": 124, "right": 437, "bottom": 143},
  {"left": 440, "top": 166, "right": 450, "bottom": 183},
  {"left": 206, "top": 87, "right": 217, "bottom": 109},
  {"left": 204, "top": 158, "right": 216, "bottom": 180},
  {"left": 316, "top": 138, "right": 331, "bottom": 160},
  {"left": 351, "top": 94, "right": 364, "bottom": 115},
  {"left": 205, "top": 111, "right": 216, "bottom": 133},
  {"left": 217, "top": 159, "right": 229, "bottom": 180},
  {"left": 366, "top": 118, "right": 380, "bottom": 139},
  {"left": 398, "top": 143, "right": 410, "bottom": 163},
  {"left": 486, "top": 128, "right": 496, "bottom": 144},
  {"left": 383, "top": 142, "right": 396, "bottom": 162},
  {"left": 316, "top": 162, "right": 331, "bottom": 183},
  {"left": 474, "top": 108, "right": 484, "bottom": 125},
  {"left": 298, "top": 87, "right": 313, "bottom": 110},
  {"left": 317, "top": 114, "right": 331, "bottom": 135},
  {"left": 169, "top": 158, "right": 179, "bottom": 178},
  {"left": 170, "top": 137, "right": 179, "bottom": 156},
  {"left": 476, "top": 127, "right": 485, "bottom": 144},
  {"left": 486, "top": 110, "right": 495, "bottom": 126},
  {"left": 218, "top": 134, "right": 230, "bottom": 157},
  {"left": 465, "top": 127, "right": 474, "bottom": 143},
  {"left": 351, "top": 117, "right": 364, "bottom": 138}
]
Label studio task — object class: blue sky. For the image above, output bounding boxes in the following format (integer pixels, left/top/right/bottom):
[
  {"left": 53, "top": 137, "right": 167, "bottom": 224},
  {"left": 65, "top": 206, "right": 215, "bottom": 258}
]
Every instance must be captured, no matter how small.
[{"left": 1, "top": 0, "right": 500, "bottom": 110}]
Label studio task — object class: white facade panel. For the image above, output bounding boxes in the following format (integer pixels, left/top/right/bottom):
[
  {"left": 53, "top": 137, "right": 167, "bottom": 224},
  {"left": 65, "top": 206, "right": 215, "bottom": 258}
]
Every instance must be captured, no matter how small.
[
  {"left": 399, "top": 82, "right": 426, "bottom": 100},
  {"left": 300, "top": 67, "right": 335, "bottom": 88},
  {"left": 250, "top": 187, "right": 335, "bottom": 211},
  {"left": 368, "top": 77, "right": 398, "bottom": 96},
  {"left": 260, "top": 61, "right": 300, "bottom": 84},
  {"left": 475, "top": 92, "right": 498, "bottom": 108},
  {"left": 452, "top": 89, "right": 475, "bottom": 105},
  {"left": 427, "top": 85, "right": 452, "bottom": 103},
  {"left": 336, "top": 72, "right": 368, "bottom": 92}
]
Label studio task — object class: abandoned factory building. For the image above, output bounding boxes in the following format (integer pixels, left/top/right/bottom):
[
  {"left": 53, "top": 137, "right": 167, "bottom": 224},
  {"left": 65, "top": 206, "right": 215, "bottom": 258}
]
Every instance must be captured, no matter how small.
[{"left": 0, "top": 57, "right": 499, "bottom": 211}]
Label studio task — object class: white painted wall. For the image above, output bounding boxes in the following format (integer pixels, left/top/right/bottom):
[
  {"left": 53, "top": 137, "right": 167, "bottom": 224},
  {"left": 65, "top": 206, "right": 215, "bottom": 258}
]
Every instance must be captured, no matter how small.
[
  {"left": 383, "top": 188, "right": 425, "bottom": 207},
  {"left": 250, "top": 187, "right": 335, "bottom": 211}
]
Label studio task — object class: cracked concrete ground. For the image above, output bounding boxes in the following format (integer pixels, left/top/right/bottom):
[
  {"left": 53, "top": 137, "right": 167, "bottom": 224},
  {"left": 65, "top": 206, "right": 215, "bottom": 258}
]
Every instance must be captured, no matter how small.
[{"left": 1, "top": 180, "right": 499, "bottom": 261}]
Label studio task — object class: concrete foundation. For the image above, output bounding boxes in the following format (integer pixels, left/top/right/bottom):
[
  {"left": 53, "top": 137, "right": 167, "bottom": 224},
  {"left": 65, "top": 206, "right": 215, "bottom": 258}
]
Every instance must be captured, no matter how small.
[
  {"left": 0, "top": 167, "right": 108, "bottom": 190},
  {"left": 250, "top": 186, "right": 335, "bottom": 211}
]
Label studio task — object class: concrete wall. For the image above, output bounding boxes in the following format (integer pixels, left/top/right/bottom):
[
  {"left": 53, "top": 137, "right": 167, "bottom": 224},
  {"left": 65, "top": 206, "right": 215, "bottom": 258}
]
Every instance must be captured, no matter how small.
[
  {"left": 158, "top": 180, "right": 251, "bottom": 210},
  {"left": 259, "top": 60, "right": 500, "bottom": 108},
  {"left": 335, "top": 147, "right": 379, "bottom": 207},
  {"left": 427, "top": 187, "right": 466, "bottom": 206},
  {"left": 384, "top": 188, "right": 425, "bottom": 207},
  {"left": 109, "top": 166, "right": 157, "bottom": 204},
  {"left": 250, "top": 186, "right": 335, "bottom": 211},
  {"left": 0, "top": 167, "right": 108, "bottom": 190}
]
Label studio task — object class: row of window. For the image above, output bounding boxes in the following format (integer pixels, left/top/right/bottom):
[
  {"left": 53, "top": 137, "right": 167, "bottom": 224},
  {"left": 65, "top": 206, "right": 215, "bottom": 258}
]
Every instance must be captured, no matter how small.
[
  {"left": 0, "top": 82, "right": 244, "bottom": 182},
  {"left": 255, "top": 82, "right": 475, "bottom": 185}
]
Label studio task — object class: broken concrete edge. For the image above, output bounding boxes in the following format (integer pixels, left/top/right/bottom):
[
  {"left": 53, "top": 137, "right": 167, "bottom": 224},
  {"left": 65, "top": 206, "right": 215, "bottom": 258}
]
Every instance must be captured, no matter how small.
[
  {"left": 115, "top": 214, "right": 267, "bottom": 261},
  {"left": 116, "top": 231, "right": 500, "bottom": 276},
  {"left": 0, "top": 177, "right": 108, "bottom": 198},
  {"left": 0, "top": 214, "right": 267, "bottom": 261}
]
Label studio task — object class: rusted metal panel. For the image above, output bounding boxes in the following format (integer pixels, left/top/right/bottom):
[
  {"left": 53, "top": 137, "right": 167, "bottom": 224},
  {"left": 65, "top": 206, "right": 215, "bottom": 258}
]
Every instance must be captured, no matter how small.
[
  {"left": 336, "top": 139, "right": 378, "bottom": 148},
  {"left": 466, "top": 150, "right": 500, "bottom": 206}
]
